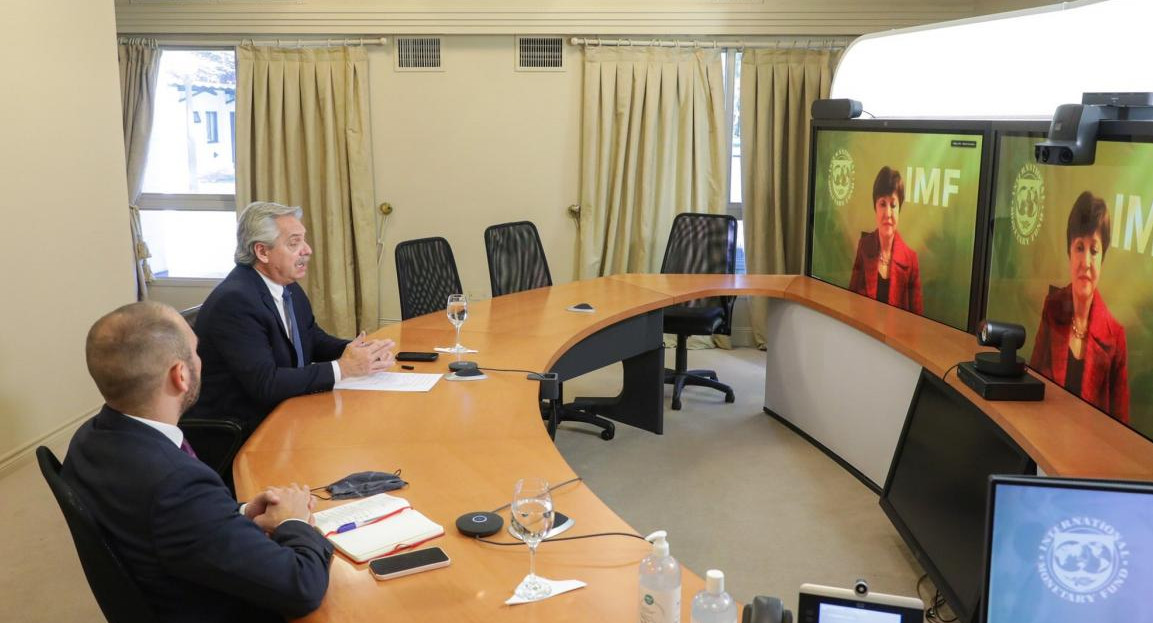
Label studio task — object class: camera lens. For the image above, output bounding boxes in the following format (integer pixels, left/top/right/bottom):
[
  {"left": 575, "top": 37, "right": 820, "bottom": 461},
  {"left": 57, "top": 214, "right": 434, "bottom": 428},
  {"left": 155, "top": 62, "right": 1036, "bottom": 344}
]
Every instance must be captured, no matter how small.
[{"left": 1059, "top": 148, "right": 1073, "bottom": 164}]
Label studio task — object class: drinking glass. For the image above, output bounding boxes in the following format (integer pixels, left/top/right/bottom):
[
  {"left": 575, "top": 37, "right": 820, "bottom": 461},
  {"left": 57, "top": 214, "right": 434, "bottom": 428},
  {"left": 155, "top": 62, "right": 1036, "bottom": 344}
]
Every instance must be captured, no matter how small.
[
  {"left": 509, "top": 477, "right": 554, "bottom": 600},
  {"left": 446, "top": 293, "right": 469, "bottom": 354}
]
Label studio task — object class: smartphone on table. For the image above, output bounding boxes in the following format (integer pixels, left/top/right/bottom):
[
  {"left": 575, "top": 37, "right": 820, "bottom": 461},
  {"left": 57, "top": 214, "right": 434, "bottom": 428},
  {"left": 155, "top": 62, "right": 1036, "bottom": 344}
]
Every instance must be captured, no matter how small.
[
  {"left": 369, "top": 547, "right": 451, "bottom": 581},
  {"left": 395, "top": 352, "right": 439, "bottom": 362}
]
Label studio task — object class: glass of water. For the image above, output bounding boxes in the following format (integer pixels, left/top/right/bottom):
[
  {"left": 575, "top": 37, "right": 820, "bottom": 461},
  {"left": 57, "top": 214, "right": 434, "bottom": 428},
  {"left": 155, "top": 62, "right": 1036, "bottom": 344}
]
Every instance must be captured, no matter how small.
[
  {"left": 446, "top": 293, "right": 469, "bottom": 354},
  {"left": 509, "top": 477, "right": 554, "bottom": 600}
]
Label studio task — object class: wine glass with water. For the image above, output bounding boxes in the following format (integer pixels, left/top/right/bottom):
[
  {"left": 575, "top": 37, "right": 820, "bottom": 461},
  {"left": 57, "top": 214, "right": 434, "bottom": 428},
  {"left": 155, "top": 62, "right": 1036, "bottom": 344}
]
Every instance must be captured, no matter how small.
[
  {"left": 446, "top": 293, "right": 469, "bottom": 354},
  {"left": 510, "top": 477, "right": 554, "bottom": 600}
]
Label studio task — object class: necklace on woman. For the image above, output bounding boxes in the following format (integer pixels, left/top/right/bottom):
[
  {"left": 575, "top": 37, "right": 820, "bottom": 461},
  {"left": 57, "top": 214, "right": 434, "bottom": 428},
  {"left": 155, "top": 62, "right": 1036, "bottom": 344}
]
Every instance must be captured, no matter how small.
[{"left": 1071, "top": 320, "right": 1088, "bottom": 340}]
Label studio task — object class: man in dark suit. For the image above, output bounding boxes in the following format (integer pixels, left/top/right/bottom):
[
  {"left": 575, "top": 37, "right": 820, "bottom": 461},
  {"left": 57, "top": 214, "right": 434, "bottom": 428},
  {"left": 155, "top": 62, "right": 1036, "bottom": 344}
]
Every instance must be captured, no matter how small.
[
  {"left": 188, "top": 201, "right": 394, "bottom": 430},
  {"left": 63, "top": 301, "right": 334, "bottom": 622}
]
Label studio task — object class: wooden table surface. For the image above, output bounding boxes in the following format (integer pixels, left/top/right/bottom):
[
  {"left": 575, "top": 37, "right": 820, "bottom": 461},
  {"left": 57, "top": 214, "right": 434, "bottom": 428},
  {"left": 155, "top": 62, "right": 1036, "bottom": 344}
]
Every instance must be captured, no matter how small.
[{"left": 233, "top": 274, "right": 1153, "bottom": 623}]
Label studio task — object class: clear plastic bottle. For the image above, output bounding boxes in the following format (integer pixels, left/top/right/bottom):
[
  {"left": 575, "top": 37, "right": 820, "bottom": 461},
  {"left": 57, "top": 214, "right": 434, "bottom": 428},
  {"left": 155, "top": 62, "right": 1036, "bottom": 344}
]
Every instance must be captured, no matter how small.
[
  {"left": 690, "top": 570, "right": 737, "bottom": 623},
  {"left": 639, "top": 530, "right": 682, "bottom": 623}
]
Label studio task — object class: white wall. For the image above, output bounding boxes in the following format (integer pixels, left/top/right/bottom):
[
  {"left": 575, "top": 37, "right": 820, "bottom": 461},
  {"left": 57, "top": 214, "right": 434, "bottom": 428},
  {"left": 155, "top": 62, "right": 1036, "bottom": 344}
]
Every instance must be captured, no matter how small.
[{"left": 0, "top": 0, "right": 135, "bottom": 468}]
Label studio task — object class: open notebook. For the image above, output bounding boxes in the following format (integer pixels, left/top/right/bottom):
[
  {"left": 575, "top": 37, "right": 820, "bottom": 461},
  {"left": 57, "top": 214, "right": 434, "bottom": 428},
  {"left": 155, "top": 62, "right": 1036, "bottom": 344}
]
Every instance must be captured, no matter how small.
[{"left": 313, "top": 494, "right": 444, "bottom": 563}]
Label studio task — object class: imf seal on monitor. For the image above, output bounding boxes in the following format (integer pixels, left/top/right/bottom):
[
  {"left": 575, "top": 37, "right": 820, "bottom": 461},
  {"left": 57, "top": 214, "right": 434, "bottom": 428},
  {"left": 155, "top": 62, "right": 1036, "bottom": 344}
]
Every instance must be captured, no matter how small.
[
  {"left": 828, "top": 148, "right": 856, "bottom": 208},
  {"left": 1037, "top": 516, "right": 1129, "bottom": 604},
  {"left": 1010, "top": 163, "right": 1045, "bottom": 246}
]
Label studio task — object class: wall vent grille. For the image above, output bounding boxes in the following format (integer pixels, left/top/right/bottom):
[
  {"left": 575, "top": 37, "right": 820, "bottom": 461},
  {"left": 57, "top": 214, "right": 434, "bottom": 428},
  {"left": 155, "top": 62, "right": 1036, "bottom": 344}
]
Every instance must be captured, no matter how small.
[
  {"left": 516, "top": 37, "right": 564, "bottom": 72},
  {"left": 396, "top": 37, "right": 442, "bottom": 71}
]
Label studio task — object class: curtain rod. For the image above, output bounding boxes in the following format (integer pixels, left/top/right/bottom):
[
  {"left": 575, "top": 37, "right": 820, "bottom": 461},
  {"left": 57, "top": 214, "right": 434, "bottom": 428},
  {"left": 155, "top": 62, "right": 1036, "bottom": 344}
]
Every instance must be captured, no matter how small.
[
  {"left": 570, "top": 37, "right": 851, "bottom": 50},
  {"left": 117, "top": 36, "right": 389, "bottom": 48}
]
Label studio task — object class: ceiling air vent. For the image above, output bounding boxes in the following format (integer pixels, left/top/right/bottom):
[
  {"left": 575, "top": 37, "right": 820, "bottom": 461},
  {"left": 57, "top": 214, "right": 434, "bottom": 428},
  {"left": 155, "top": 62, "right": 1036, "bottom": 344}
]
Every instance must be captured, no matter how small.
[
  {"left": 395, "top": 37, "right": 443, "bottom": 72},
  {"left": 516, "top": 37, "right": 564, "bottom": 72}
]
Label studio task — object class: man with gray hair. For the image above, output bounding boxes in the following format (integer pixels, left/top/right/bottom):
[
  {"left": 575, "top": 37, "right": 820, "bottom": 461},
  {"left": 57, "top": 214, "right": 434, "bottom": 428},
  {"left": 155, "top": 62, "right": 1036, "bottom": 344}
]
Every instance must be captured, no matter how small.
[
  {"left": 187, "top": 201, "right": 394, "bottom": 430},
  {"left": 63, "top": 301, "right": 333, "bottom": 621}
]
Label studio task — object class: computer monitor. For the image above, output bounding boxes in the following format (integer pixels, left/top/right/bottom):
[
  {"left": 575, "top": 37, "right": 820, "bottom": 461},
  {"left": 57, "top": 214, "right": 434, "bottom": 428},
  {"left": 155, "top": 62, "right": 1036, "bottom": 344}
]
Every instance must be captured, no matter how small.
[
  {"left": 879, "top": 369, "right": 1035, "bottom": 623},
  {"left": 981, "top": 475, "right": 1153, "bottom": 623},
  {"left": 807, "top": 120, "right": 992, "bottom": 331},
  {"left": 984, "top": 122, "right": 1153, "bottom": 441}
]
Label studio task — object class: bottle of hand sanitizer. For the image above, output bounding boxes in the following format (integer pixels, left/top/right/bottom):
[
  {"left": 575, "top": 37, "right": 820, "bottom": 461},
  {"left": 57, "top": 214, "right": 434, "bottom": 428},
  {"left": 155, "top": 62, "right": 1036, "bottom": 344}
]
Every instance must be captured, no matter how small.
[
  {"left": 639, "top": 530, "right": 681, "bottom": 623},
  {"left": 690, "top": 570, "right": 736, "bottom": 623}
]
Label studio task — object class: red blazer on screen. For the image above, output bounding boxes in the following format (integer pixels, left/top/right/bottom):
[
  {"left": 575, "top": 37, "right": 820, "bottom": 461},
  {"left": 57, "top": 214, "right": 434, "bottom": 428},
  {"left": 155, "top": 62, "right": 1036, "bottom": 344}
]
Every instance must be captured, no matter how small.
[
  {"left": 1029, "top": 285, "right": 1130, "bottom": 424},
  {"left": 848, "top": 230, "right": 924, "bottom": 314}
]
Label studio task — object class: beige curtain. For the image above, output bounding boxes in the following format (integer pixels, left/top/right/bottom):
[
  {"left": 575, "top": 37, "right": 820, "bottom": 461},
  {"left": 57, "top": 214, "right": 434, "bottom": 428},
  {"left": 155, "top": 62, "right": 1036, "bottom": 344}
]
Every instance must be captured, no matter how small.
[
  {"left": 578, "top": 47, "right": 727, "bottom": 278},
  {"left": 235, "top": 45, "right": 378, "bottom": 337},
  {"left": 119, "top": 38, "right": 161, "bottom": 300},
  {"left": 741, "top": 48, "right": 842, "bottom": 346}
]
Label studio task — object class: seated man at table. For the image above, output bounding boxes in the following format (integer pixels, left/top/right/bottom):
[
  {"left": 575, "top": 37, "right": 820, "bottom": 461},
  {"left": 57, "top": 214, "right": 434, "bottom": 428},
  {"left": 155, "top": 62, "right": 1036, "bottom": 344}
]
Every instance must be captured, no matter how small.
[
  {"left": 63, "top": 301, "right": 333, "bottom": 622},
  {"left": 188, "top": 201, "right": 395, "bottom": 430}
]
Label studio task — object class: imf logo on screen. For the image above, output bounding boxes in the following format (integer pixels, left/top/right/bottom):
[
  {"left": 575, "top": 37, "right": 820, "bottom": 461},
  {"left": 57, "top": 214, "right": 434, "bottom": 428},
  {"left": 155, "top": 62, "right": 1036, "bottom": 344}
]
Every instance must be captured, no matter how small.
[
  {"left": 828, "top": 148, "right": 855, "bottom": 207},
  {"left": 1010, "top": 164, "right": 1045, "bottom": 245},
  {"left": 1036, "top": 517, "right": 1129, "bottom": 604}
]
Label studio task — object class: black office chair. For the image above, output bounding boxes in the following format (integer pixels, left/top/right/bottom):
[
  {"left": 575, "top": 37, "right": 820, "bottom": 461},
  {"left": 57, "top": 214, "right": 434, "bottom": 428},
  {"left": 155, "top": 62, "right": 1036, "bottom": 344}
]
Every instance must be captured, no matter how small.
[
  {"left": 177, "top": 305, "right": 244, "bottom": 494},
  {"left": 395, "top": 236, "right": 464, "bottom": 320},
  {"left": 37, "top": 446, "right": 160, "bottom": 623},
  {"left": 482, "top": 221, "right": 613, "bottom": 440},
  {"left": 660, "top": 213, "right": 738, "bottom": 410},
  {"left": 484, "top": 221, "right": 553, "bottom": 297}
]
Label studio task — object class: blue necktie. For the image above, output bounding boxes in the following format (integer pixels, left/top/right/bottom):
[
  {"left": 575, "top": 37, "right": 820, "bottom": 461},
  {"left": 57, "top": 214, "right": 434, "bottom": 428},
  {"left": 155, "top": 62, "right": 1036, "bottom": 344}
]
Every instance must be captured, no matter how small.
[{"left": 283, "top": 288, "right": 306, "bottom": 368}]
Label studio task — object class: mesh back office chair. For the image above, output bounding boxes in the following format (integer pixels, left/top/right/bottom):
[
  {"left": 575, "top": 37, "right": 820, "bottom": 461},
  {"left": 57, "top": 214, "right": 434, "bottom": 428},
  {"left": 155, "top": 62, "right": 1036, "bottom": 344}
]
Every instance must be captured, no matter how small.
[
  {"left": 482, "top": 221, "right": 615, "bottom": 439},
  {"left": 484, "top": 221, "right": 553, "bottom": 297},
  {"left": 175, "top": 305, "right": 244, "bottom": 494},
  {"left": 661, "top": 213, "right": 738, "bottom": 410},
  {"left": 395, "top": 237, "right": 464, "bottom": 320},
  {"left": 37, "top": 446, "right": 160, "bottom": 623}
]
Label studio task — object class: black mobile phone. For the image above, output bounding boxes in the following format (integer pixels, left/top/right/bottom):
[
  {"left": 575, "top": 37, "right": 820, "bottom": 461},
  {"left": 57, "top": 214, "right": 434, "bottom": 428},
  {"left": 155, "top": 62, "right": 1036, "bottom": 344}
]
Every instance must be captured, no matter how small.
[
  {"left": 396, "top": 351, "right": 439, "bottom": 362},
  {"left": 369, "top": 547, "right": 451, "bottom": 581}
]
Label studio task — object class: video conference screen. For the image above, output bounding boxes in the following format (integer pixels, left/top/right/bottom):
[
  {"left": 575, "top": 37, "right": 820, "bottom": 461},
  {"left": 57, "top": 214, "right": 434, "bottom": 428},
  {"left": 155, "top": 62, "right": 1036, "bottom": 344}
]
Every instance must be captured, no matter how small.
[
  {"left": 983, "top": 477, "right": 1153, "bottom": 623},
  {"left": 986, "top": 133, "right": 1153, "bottom": 439},
  {"left": 809, "top": 127, "right": 985, "bottom": 330}
]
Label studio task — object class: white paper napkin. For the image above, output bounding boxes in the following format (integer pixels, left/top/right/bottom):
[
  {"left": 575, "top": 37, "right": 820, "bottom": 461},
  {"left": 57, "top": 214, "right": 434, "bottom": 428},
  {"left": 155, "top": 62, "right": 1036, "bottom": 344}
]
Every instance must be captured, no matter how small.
[
  {"left": 434, "top": 347, "right": 479, "bottom": 354},
  {"left": 505, "top": 577, "right": 587, "bottom": 605}
]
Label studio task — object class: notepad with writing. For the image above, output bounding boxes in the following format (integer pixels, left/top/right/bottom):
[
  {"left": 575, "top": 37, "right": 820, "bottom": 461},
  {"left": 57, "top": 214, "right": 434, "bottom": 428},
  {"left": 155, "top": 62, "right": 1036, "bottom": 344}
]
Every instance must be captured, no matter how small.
[
  {"left": 328, "top": 508, "right": 445, "bottom": 563},
  {"left": 312, "top": 493, "right": 412, "bottom": 537}
]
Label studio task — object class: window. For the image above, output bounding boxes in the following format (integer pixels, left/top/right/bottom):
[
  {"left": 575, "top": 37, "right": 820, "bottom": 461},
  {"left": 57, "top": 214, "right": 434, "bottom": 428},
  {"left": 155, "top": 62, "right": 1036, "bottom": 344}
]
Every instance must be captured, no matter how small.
[
  {"left": 723, "top": 50, "right": 746, "bottom": 274},
  {"left": 138, "top": 49, "right": 237, "bottom": 280},
  {"left": 205, "top": 111, "right": 219, "bottom": 143}
]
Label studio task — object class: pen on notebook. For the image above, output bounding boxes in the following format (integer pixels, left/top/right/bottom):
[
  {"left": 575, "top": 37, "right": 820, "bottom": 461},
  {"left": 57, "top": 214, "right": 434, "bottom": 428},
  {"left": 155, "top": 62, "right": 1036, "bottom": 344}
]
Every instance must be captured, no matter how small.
[{"left": 336, "top": 521, "right": 359, "bottom": 534}]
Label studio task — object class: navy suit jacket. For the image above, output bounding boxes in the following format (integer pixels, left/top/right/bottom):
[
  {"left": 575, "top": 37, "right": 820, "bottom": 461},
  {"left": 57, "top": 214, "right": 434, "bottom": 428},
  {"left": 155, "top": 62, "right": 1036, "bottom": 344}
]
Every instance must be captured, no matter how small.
[
  {"left": 61, "top": 407, "right": 333, "bottom": 622},
  {"left": 188, "top": 264, "right": 349, "bottom": 429}
]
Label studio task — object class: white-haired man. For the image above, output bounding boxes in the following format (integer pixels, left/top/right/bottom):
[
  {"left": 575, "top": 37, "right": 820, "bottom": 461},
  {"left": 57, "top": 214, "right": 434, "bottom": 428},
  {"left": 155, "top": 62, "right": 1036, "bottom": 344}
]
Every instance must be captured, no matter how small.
[{"left": 187, "top": 202, "right": 394, "bottom": 430}]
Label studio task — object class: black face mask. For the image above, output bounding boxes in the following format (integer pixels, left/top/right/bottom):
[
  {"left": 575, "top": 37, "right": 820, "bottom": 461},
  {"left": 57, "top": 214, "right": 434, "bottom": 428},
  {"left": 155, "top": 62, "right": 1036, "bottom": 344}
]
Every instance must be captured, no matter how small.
[{"left": 320, "top": 470, "right": 407, "bottom": 500}]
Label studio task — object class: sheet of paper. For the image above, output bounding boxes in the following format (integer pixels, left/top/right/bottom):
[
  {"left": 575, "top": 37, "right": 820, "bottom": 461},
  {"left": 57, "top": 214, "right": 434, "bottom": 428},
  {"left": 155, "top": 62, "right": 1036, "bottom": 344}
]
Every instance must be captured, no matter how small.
[{"left": 335, "top": 371, "right": 442, "bottom": 392}]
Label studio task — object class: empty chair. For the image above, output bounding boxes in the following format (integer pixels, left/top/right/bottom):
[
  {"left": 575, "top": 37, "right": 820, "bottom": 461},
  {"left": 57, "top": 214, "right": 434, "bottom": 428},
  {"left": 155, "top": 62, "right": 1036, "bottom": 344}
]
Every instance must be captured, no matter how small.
[
  {"left": 37, "top": 446, "right": 160, "bottom": 623},
  {"left": 395, "top": 236, "right": 464, "bottom": 320},
  {"left": 175, "top": 305, "right": 244, "bottom": 493},
  {"left": 484, "top": 221, "right": 553, "bottom": 297},
  {"left": 660, "top": 213, "right": 738, "bottom": 410}
]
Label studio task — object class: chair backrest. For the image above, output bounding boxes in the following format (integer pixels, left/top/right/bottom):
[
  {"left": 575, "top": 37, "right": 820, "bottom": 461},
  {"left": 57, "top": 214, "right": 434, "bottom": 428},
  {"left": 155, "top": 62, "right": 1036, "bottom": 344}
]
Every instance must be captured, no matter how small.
[
  {"left": 484, "top": 221, "right": 553, "bottom": 297},
  {"left": 659, "top": 213, "right": 738, "bottom": 333},
  {"left": 36, "top": 446, "right": 159, "bottom": 623},
  {"left": 178, "top": 304, "right": 202, "bottom": 329},
  {"left": 395, "top": 236, "right": 464, "bottom": 320}
]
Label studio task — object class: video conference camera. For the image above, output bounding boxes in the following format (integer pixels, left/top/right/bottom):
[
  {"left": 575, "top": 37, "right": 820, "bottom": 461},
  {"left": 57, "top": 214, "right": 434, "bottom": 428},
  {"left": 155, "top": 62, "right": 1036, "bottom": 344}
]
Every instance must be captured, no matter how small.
[
  {"left": 1036, "top": 93, "right": 1153, "bottom": 166},
  {"left": 957, "top": 320, "right": 1044, "bottom": 401}
]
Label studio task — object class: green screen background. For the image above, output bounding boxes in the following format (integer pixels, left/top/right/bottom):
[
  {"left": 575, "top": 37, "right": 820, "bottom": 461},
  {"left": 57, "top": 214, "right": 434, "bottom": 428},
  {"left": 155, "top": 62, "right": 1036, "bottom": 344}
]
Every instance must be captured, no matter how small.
[
  {"left": 987, "top": 136, "right": 1153, "bottom": 438},
  {"left": 810, "top": 130, "right": 984, "bottom": 330}
]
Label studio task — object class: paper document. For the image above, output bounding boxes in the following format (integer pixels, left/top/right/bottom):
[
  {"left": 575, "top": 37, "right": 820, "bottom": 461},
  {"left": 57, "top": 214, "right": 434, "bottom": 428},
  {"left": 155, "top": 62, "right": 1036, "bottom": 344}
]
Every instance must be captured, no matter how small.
[
  {"left": 335, "top": 371, "right": 441, "bottom": 392},
  {"left": 313, "top": 493, "right": 412, "bottom": 536}
]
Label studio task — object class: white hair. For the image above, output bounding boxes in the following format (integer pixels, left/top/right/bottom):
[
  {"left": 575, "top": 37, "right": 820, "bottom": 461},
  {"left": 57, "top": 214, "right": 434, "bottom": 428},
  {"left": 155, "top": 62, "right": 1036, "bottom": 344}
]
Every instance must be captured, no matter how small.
[{"left": 234, "top": 202, "right": 303, "bottom": 266}]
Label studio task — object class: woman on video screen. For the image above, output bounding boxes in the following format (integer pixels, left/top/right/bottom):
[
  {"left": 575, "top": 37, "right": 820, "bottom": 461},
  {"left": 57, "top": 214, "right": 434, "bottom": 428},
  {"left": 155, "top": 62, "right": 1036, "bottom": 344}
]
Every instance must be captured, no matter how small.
[
  {"left": 849, "top": 166, "right": 923, "bottom": 314},
  {"left": 1030, "top": 191, "right": 1129, "bottom": 423}
]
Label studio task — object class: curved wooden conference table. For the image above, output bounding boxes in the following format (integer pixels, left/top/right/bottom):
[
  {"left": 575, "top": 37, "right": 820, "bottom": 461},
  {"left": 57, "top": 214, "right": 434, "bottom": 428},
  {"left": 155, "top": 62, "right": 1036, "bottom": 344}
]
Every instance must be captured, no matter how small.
[{"left": 234, "top": 274, "right": 1153, "bottom": 623}]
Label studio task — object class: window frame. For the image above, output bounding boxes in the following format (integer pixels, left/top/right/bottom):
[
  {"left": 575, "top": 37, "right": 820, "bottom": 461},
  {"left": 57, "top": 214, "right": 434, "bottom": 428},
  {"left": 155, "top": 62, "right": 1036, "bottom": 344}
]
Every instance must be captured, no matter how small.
[{"left": 137, "top": 45, "right": 237, "bottom": 285}]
